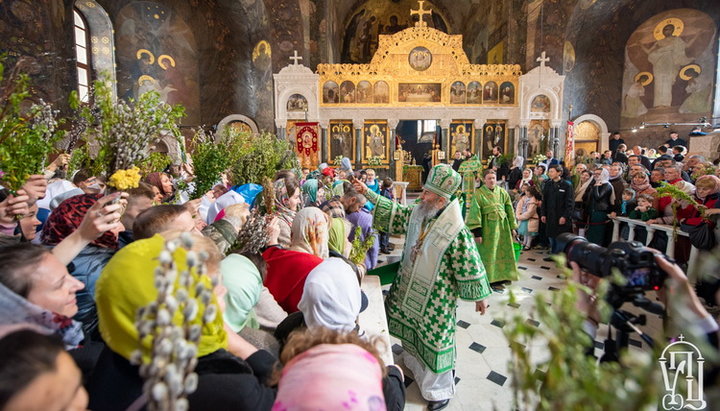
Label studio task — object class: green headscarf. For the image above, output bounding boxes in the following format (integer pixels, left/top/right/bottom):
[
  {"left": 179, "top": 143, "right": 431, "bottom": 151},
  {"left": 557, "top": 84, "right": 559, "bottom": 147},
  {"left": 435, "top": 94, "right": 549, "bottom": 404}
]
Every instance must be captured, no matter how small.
[
  {"left": 96, "top": 234, "right": 228, "bottom": 362},
  {"left": 328, "top": 217, "right": 349, "bottom": 256},
  {"left": 302, "top": 179, "right": 319, "bottom": 205},
  {"left": 221, "top": 254, "right": 262, "bottom": 333}
]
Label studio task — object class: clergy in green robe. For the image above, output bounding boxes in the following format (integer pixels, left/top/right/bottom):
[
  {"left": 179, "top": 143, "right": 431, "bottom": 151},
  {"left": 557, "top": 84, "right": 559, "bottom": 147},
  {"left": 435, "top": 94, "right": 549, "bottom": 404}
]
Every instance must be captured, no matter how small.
[
  {"left": 355, "top": 164, "right": 492, "bottom": 406},
  {"left": 466, "top": 170, "right": 519, "bottom": 284}
]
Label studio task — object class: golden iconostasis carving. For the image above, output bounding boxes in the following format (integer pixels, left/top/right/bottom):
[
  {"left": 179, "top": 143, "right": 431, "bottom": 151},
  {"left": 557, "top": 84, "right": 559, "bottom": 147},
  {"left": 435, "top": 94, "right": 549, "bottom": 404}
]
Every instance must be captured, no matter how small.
[{"left": 318, "top": 26, "right": 521, "bottom": 107}]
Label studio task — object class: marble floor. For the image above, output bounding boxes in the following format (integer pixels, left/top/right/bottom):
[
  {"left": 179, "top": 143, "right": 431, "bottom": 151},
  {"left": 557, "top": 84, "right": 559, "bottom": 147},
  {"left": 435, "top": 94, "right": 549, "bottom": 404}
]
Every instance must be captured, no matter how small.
[{"left": 375, "top": 231, "right": 660, "bottom": 411}]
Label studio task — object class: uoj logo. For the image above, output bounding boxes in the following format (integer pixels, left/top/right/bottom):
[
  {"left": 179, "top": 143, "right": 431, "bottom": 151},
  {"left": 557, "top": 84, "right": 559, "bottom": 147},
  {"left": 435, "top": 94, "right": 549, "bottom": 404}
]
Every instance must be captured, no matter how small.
[{"left": 659, "top": 335, "right": 707, "bottom": 410}]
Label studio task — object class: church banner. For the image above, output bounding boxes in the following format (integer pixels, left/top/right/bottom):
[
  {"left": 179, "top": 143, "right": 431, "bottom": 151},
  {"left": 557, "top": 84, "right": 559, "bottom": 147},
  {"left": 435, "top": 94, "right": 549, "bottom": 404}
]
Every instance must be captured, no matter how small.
[
  {"left": 565, "top": 120, "right": 575, "bottom": 167},
  {"left": 450, "top": 120, "right": 474, "bottom": 155},
  {"left": 362, "top": 120, "right": 389, "bottom": 165},
  {"left": 288, "top": 121, "right": 320, "bottom": 169}
]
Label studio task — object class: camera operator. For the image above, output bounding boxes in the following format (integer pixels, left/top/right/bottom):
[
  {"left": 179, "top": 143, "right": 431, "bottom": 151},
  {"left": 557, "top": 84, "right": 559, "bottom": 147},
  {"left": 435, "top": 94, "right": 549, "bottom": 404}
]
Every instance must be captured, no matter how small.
[{"left": 570, "top": 253, "right": 719, "bottom": 351}]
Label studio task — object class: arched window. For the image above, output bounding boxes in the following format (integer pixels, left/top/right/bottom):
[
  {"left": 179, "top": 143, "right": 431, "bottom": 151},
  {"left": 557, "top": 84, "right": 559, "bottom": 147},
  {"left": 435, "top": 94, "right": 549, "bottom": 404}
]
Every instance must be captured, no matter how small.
[
  {"left": 72, "top": 1, "right": 117, "bottom": 100},
  {"left": 73, "top": 9, "right": 91, "bottom": 102}
]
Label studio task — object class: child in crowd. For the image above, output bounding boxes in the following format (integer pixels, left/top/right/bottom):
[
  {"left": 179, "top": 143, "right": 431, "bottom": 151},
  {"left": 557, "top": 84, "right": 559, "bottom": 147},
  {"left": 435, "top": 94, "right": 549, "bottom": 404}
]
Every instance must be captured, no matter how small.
[
  {"left": 379, "top": 177, "right": 394, "bottom": 254},
  {"left": 515, "top": 184, "right": 541, "bottom": 250},
  {"left": 619, "top": 188, "right": 637, "bottom": 240},
  {"left": 672, "top": 145, "right": 685, "bottom": 163},
  {"left": 628, "top": 193, "right": 657, "bottom": 243}
]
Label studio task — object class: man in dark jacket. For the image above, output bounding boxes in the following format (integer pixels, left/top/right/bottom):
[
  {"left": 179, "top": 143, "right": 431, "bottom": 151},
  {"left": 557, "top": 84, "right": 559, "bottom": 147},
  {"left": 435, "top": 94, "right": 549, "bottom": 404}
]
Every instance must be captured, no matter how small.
[
  {"left": 608, "top": 164, "right": 627, "bottom": 215},
  {"left": 541, "top": 165, "right": 574, "bottom": 259},
  {"left": 609, "top": 132, "right": 624, "bottom": 154}
]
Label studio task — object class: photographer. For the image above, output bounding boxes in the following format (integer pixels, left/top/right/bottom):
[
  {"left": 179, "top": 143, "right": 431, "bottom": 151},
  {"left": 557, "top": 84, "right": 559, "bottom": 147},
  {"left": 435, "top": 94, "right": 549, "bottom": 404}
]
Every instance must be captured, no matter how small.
[{"left": 568, "top": 242, "right": 719, "bottom": 351}]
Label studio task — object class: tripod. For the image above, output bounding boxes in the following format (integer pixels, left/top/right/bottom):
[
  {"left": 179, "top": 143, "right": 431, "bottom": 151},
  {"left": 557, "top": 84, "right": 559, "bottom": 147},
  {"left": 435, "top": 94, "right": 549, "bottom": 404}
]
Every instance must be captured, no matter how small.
[{"left": 599, "top": 294, "right": 663, "bottom": 363}]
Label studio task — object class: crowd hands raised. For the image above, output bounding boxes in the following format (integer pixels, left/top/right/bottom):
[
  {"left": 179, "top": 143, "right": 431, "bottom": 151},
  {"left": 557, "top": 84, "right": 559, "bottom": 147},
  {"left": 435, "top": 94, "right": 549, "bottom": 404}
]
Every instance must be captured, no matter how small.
[{"left": 0, "top": 158, "right": 406, "bottom": 411}]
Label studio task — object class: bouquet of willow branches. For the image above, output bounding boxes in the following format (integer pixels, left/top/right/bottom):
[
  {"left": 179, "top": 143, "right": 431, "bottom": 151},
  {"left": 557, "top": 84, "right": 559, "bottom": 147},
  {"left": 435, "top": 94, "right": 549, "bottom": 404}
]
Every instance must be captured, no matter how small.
[
  {"left": 232, "top": 209, "right": 269, "bottom": 255},
  {"left": 0, "top": 58, "right": 65, "bottom": 192},
  {"left": 349, "top": 226, "right": 376, "bottom": 265},
  {"left": 69, "top": 77, "right": 185, "bottom": 178},
  {"left": 189, "top": 128, "right": 231, "bottom": 200},
  {"left": 132, "top": 233, "right": 217, "bottom": 411}
]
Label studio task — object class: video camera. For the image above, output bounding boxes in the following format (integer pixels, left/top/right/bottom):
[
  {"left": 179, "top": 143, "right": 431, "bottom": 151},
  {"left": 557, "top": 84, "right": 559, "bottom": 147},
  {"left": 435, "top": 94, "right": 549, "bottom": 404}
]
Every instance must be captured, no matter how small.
[{"left": 556, "top": 233, "right": 667, "bottom": 309}]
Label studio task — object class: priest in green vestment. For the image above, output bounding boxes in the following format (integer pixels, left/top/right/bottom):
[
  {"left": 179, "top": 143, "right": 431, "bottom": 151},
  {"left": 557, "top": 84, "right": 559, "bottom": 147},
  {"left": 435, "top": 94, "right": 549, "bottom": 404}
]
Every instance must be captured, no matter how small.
[
  {"left": 353, "top": 164, "right": 491, "bottom": 410},
  {"left": 466, "top": 170, "right": 519, "bottom": 284}
]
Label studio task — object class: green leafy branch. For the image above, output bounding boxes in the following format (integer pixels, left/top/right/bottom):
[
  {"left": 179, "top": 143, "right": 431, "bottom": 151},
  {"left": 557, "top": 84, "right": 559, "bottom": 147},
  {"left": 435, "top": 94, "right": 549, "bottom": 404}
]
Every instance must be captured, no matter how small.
[
  {"left": 188, "top": 129, "right": 231, "bottom": 200},
  {"left": 0, "top": 58, "right": 65, "bottom": 192},
  {"left": 349, "top": 226, "right": 375, "bottom": 265}
]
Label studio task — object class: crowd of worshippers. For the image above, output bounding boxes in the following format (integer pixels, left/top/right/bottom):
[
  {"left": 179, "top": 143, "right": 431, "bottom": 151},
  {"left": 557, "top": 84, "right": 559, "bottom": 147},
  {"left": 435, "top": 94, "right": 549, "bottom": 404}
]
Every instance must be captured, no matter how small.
[{"left": 0, "top": 158, "right": 407, "bottom": 410}]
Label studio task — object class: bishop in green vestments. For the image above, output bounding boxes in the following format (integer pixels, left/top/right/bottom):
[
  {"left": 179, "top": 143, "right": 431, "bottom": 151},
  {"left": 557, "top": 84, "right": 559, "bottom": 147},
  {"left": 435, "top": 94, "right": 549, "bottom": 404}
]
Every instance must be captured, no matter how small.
[
  {"left": 466, "top": 170, "right": 519, "bottom": 284},
  {"left": 354, "top": 164, "right": 491, "bottom": 407}
]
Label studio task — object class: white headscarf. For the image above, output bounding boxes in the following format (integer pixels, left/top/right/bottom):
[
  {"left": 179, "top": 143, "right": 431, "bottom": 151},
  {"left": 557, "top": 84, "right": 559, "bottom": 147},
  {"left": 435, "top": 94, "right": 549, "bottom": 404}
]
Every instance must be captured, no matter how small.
[
  {"left": 298, "top": 258, "right": 361, "bottom": 333},
  {"left": 512, "top": 156, "right": 524, "bottom": 169},
  {"left": 206, "top": 190, "right": 245, "bottom": 224}
]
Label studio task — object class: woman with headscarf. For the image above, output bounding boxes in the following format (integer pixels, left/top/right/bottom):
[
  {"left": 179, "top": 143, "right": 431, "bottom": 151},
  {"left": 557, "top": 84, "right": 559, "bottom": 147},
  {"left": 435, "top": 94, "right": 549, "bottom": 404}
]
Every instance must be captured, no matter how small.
[
  {"left": 272, "top": 328, "right": 406, "bottom": 411},
  {"left": 272, "top": 177, "right": 301, "bottom": 248},
  {"left": 681, "top": 175, "right": 720, "bottom": 226},
  {"left": 88, "top": 233, "right": 277, "bottom": 410},
  {"left": 573, "top": 170, "right": 593, "bottom": 234},
  {"left": 301, "top": 178, "right": 325, "bottom": 208},
  {"left": 42, "top": 193, "right": 125, "bottom": 337},
  {"left": 206, "top": 190, "right": 245, "bottom": 225},
  {"left": 263, "top": 208, "right": 329, "bottom": 313},
  {"left": 629, "top": 171, "right": 658, "bottom": 209},
  {"left": 583, "top": 168, "right": 615, "bottom": 246},
  {"left": 144, "top": 172, "right": 176, "bottom": 203},
  {"left": 0, "top": 244, "right": 85, "bottom": 350}
]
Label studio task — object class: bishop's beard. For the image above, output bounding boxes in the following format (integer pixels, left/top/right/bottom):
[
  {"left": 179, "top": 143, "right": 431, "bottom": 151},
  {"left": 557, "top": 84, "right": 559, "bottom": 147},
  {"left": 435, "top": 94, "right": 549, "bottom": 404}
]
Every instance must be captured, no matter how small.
[{"left": 416, "top": 198, "right": 444, "bottom": 222}]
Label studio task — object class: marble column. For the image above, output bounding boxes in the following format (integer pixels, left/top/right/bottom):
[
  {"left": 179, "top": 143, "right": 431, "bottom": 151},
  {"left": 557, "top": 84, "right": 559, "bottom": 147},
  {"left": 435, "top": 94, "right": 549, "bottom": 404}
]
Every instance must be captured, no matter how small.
[
  {"left": 353, "top": 118, "right": 364, "bottom": 170},
  {"left": 439, "top": 119, "right": 451, "bottom": 161},
  {"left": 518, "top": 126, "right": 529, "bottom": 159},
  {"left": 387, "top": 119, "right": 399, "bottom": 179},
  {"left": 319, "top": 120, "right": 329, "bottom": 164},
  {"left": 473, "top": 118, "right": 485, "bottom": 156}
]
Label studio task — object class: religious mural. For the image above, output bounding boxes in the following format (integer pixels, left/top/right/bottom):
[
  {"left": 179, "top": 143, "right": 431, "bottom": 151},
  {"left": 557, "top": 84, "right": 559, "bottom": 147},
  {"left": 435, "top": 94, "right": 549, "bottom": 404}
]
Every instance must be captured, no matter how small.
[
  {"left": 483, "top": 81, "right": 499, "bottom": 103},
  {"left": 531, "top": 94, "right": 551, "bottom": 113},
  {"left": 329, "top": 120, "right": 354, "bottom": 162},
  {"left": 467, "top": 81, "right": 482, "bottom": 104},
  {"left": 340, "top": 81, "right": 355, "bottom": 103},
  {"left": 363, "top": 120, "right": 389, "bottom": 164},
  {"left": 341, "top": 0, "right": 449, "bottom": 63},
  {"left": 499, "top": 82, "right": 514, "bottom": 104},
  {"left": 323, "top": 81, "right": 340, "bottom": 103},
  {"left": 450, "top": 121, "right": 474, "bottom": 155},
  {"left": 374, "top": 81, "right": 389, "bottom": 103},
  {"left": 482, "top": 121, "right": 506, "bottom": 158},
  {"left": 286, "top": 94, "right": 308, "bottom": 112},
  {"left": 357, "top": 81, "right": 373, "bottom": 104},
  {"left": 398, "top": 83, "right": 441, "bottom": 103},
  {"left": 450, "top": 82, "right": 466, "bottom": 104},
  {"left": 115, "top": 2, "right": 200, "bottom": 123},
  {"left": 620, "top": 9, "right": 716, "bottom": 129},
  {"left": 528, "top": 120, "right": 550, "bottom": 159}
]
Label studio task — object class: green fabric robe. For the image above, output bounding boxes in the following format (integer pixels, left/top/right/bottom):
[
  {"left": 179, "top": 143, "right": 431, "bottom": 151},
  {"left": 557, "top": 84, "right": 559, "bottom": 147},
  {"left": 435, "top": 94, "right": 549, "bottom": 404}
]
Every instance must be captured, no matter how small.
[
  {"left": 366, "top": 190, "right": 491, "bottom": 373},
  {"left": 465, "top": 185, "right": 519, "bottom": 283}
]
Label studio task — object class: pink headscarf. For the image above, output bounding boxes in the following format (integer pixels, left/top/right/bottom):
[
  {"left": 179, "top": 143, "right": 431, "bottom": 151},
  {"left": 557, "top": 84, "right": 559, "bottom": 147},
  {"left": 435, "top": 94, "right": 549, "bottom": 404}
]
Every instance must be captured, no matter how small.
[{"left": 273, "top": 344, "right": 386, "bottom": 411}]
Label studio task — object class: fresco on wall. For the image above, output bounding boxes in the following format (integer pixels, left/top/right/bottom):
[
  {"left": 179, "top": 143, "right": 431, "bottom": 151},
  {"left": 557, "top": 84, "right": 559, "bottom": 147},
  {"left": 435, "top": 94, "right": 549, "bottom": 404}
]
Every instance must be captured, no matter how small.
[
  {"left": 341, "top": 0, "right": 449, "bottom": 63},
  {"left": 499, "top": 82, "right": 514, "bottom": 104},
  {"left": 483, "top": 81, "right": 498, "bottom": 103},
  {"left": 621, "top": 9, "right": 716, "bottom": 128},
  {"left": 467, "top": 81, "right": 482, "bottom": 104},
  {"left": 116, "top": 2, "right": 200, "bottom": 123},
  {"left": 287, "top": 94, "right": 308, "bottom": 112},
  {"left": 531, "top": 95, "right": 551, "bottom": 113},
  {"left": 374, "top": 81, "right": 389, "bottom": 103},
  {"left": 450, "top": 81, "right": 466, "bottom": 104},
  {"left": 323, "top": 81, "right": 340, "bottom": 103},
  {"left": 357, "top": 81, "right": 373, "bottom": 103}
]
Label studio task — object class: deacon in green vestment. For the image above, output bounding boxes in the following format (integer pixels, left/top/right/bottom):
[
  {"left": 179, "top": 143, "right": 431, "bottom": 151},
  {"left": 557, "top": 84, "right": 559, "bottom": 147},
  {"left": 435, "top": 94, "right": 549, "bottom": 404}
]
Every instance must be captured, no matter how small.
[
  {"left": 353, "top": 164, "right": 491, "bottom": 407},
  {"left": 466, "top": 170, "right": 520, "bottom": 284}
]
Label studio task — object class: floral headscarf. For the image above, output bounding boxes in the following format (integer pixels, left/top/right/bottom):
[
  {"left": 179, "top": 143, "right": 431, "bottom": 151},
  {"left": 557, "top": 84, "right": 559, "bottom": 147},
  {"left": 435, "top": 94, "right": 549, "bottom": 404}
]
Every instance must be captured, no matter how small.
[
  {"left": 695, "top": 175, "right": 720, "bottom": 199},
  {"left": 274, "top": 178, "right": 297, "bottom": 227},
  {"left": 42, "top": 193, "right": 118, "bottom": 249},
  {"left": 630, "top": 172, "right": 652, "bottom": 194},
  {"left": 290, "top": 207, "right": 329, "bottom": 259},
  {"left": 0, "top": 281, "right": 84, "bottom": 349}
]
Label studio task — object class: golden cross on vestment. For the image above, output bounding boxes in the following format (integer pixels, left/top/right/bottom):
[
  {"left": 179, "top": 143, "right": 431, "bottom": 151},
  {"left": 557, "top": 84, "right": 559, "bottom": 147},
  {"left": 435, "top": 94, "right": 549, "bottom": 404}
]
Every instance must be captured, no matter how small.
[
  {"left": 410, "top": 0, "right": 432, "bottom": 28},
  {"left": 290, "top": 50, "right": 302, "bottom": 66}
]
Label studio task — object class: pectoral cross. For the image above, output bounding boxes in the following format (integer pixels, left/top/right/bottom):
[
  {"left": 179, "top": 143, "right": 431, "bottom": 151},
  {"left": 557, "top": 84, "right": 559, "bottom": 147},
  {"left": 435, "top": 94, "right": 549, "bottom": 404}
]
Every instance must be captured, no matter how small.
[
  {"left": 410, "top": 0, "right": 432, "bottom": 28},
  {"left": 289, "top": 50, "right": 302, "bottom": 66},
  {"left": 536, "top": 51, "right": 550, "bottom": 68}
]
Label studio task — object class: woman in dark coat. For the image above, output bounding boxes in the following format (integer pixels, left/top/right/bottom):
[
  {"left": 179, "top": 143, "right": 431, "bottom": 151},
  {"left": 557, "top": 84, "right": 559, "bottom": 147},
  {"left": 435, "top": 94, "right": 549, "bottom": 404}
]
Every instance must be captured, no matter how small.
[
  {"left": 583, "top": 168, "right": 615, "bottom": 246},
  {"left": 540, "top": 165, "right": 574, "bottom": 254}
]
